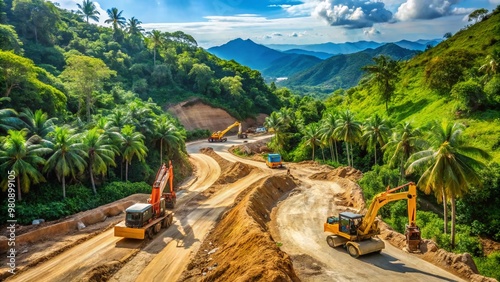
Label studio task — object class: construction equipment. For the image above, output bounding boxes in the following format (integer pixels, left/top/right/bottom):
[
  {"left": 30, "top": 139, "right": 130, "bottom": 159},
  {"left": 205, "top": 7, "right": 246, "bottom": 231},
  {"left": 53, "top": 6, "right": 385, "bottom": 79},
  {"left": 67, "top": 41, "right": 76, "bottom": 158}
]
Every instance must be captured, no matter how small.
[
  {"left": 114, "top": 161, "right": 176, "bottom": 239},
  {"left": 324, "top": 182, "right": 421, "bottom": 258},
  {"left": 266, "top": 153, "right": 283, "bottom": 168},
  {"left": 208, "top": 121, "right": 247, "bottom": 142}
]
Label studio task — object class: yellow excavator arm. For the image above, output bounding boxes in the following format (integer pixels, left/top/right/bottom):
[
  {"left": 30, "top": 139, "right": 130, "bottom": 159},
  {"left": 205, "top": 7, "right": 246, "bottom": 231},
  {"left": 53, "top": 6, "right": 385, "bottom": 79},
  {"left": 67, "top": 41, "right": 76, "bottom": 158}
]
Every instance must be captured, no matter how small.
[
  {"left": 209, "top": 121, "right": 241, "bottom": 142},
  {"left": 358, "top": 182, "right": 417, "bottom": 236}
]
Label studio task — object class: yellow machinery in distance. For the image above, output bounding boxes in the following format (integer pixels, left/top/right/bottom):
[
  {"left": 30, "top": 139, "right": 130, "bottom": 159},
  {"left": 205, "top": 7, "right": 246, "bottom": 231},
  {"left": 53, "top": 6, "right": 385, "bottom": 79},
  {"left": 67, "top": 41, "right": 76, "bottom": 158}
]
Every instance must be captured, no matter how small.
[
  {"left": 324, "top": 182, "right": 421, "bottom": 258},
  {"left": 208, "top": 121, "right": 247, "bottom": 142}
]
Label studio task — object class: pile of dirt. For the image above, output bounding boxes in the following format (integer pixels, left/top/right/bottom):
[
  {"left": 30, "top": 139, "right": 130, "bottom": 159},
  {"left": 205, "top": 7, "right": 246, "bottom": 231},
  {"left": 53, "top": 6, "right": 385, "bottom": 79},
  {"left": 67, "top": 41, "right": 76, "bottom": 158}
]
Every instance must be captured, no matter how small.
[
  {"left": 309, "top": 166, "right": 363, "bottom": 183},
  {"left": 180, "top": 175, "right": 300, "bottom": 282},
  {"left": 216, "top": 162, "right": 253, "bottom": 185},
  {"left": 480, "top": 237, "right": 500, "bottom": 256},
  {"left": 235, "top": 138, "right": 272, "bottom": 155},
  {"left": 200, "top": 147, "right": 232, "bottom": 171}
]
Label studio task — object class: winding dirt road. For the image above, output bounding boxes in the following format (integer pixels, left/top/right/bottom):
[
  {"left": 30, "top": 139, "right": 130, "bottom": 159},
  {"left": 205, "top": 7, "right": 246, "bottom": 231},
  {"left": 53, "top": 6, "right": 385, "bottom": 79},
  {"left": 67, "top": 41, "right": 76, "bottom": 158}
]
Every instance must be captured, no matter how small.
[{"left": 8, "top": 134, "right": 465, "bottom": 281}]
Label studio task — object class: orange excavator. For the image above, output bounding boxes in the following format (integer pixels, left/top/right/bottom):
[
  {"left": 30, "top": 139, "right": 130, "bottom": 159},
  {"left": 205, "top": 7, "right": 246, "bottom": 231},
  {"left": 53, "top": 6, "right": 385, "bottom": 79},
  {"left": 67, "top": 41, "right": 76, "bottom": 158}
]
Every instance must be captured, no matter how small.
[
  {"left": 324, "top": 182, "right": 421, "bottom": 258},
  {"left": 114, "top": 161, "right": 176, "bottom": 239}
]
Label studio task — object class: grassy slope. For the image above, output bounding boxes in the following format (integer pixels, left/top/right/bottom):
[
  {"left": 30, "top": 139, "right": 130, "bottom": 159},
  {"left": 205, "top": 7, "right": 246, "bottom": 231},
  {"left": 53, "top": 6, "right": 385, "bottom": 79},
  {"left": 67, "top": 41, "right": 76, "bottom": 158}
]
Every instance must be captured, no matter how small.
[{"left": 338, "top": 12, "right": 500, "bottom": 160}]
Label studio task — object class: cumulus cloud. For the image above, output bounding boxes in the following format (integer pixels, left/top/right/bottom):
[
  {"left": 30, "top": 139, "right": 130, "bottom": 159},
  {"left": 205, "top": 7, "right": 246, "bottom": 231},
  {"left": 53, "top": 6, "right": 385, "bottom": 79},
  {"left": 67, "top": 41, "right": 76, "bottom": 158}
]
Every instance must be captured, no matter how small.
[
  {"left": 395, "top": 0, "right": 464, "bottom": 21},
  {"left": 363, "top": 27, "right": 381, "bottom": 36},
  {"left": 311, "top": 0, "right": 393, "bottom": 29},
  {"left": 490, "top": 0, "right": 500, "bottom": 4}
]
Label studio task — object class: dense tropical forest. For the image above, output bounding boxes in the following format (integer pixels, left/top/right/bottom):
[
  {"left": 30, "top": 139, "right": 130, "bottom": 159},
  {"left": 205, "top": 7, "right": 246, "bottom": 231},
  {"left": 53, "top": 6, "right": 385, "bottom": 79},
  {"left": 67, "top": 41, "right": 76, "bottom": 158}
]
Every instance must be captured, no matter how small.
[
  {"left": 1, "top": 0, "right": 500, "bottom": 278},
  {"left": 0, "top": 0, "right": 294, "bottom": 221}
]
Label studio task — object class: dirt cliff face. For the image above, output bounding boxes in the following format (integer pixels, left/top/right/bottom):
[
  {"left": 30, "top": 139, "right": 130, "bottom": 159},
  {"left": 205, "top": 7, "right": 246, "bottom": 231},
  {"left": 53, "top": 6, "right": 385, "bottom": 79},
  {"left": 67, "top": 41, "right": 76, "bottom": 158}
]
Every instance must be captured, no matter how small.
[{"left": 167, "top": 99, "right": 267, "bottom": 132}]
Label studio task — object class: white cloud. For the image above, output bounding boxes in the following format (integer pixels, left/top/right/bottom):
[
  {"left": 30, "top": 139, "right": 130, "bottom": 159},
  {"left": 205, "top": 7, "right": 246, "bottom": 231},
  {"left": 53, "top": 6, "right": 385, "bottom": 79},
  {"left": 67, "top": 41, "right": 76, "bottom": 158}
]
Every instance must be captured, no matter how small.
[
  {"left": 490, "top": 0, "right": 500, "bottom": 4},
  {"left": 395, "top": 0, "right": 462, "bottom": 21},
  {"left": 310, "top": 0, "right": 393, "bottom": 29},
  {"left": 363, "top": 27, "right": 381, "bottom": 36}
]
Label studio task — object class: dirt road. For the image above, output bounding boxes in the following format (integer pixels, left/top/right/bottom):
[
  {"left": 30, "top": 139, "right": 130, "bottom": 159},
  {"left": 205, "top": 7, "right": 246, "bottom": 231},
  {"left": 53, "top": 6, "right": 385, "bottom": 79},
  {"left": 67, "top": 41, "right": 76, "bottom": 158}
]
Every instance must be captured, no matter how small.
[
  {"left": 9, "top": 134, "right": 466, "bottom": 281},
  {"left": 271, "top": 175, "right": 465, "bottom": 282},
  {"left": 8, "top": 153, "right": 221, "bottom": 282}
]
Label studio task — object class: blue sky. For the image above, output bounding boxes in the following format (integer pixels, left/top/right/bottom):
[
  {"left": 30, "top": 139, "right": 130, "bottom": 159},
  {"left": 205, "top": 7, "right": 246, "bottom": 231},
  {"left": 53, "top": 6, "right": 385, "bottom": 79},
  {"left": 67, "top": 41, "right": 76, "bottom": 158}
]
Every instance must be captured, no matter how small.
[{"left": 52, "top": 0, "right": 500, "bottom": 48}]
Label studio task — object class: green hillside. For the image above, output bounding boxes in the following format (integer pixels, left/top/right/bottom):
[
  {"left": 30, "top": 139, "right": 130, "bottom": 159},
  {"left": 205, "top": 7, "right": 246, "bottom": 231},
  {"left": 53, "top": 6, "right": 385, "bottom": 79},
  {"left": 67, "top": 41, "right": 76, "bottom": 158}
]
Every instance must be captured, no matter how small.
[
  {"left": 328, "top": 11, "right": 500, "bottom": 160},
  {"left": 281, "top": 43, "right": 419, "bottom": 97}
]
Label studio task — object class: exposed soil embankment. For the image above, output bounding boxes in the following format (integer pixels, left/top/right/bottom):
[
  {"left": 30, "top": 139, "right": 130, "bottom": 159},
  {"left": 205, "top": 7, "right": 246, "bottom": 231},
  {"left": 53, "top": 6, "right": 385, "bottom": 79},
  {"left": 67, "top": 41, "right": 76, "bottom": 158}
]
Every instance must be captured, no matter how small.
[
  {"left": 167, "top": 98, "right": 267, "bottom": 132},
  {"left": 180, "top": 175, "right": 300, "bottom": 282}
]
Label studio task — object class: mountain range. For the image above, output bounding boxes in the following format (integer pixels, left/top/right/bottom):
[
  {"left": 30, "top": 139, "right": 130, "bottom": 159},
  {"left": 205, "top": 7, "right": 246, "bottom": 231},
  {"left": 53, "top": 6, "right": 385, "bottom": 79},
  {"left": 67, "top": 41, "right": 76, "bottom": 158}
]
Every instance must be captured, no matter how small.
[{"left": 208, "top": 38, "right": 423, "bottom": 94}]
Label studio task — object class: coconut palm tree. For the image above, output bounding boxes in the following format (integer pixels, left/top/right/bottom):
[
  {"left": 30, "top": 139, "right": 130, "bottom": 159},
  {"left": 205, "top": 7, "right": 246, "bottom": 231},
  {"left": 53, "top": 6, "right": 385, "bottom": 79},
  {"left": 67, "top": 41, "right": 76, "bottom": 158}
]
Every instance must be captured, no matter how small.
[
  {"left": 19, "top": 108, "right": 57, "bottom": 141},
  {"left": 121, "top": 125, "right": 147, "bottom": 181},
  {"left": 126, "top": 17, "right": 144, "bottom": 36},
  {"left": 302, "top": 123, "right": 322, "bottom": 160},
  {"left": 0, "top": 97, "right": 20, "bottom": 134},
  {"left": 155, "top": 117, "right": 182, "bottom": 164},
  {"left": 361, "top": 114, "right": 391, "bottom": 166},
  {"left": 406, "top": 121, "right": 491, "bottom": 247},
  {"left": 105, "top": 7, "right": 126, "bottom": 30},
  {"left": 76, "top": 0, "right": 100, "bottom": 23},
  {"left": 384, "top": 122, "right": 425, "bottom": 180},
  {"left": 362, "top": 55, "right": 400, "bottom": 112},
  {"left": 334, "top": 110, "right": 362, "bottom": 167},
  {"left": 44, "top": 126, "right": 87, "bottom": 198},
  {"left": 146, "top": 30, "right": 164, "bottom": 66},
  {"left": 478, "top": 49, "right": 499, "bottom": 82},
  {"left": 321, "top": 112, "right": 340, "bottom": 163},
  {"left": 0, "top": 129, "right": 50, "bottom": 200},
  {"left": 82, "top": 127, "right": 118, "bottom": 194},
  {"left": 264, "top": 111, "right": 284, "bottom": 152}
]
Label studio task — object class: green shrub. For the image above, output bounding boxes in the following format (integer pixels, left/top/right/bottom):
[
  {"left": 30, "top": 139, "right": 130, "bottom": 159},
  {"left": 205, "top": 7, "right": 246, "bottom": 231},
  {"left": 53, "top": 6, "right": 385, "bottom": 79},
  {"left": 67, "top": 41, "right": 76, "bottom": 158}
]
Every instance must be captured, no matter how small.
[{"left": 475, "top": 251, "right": 500, "bottom": 280}]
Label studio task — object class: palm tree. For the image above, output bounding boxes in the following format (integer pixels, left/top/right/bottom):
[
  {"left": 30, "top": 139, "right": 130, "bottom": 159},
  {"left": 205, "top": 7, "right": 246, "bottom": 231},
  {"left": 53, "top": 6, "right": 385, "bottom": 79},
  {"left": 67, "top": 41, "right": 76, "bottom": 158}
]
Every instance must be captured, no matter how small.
[
  {"left": 302, "top": 123, "right": 322, "bottom": 160},
  {"left": 361, "top": 114, "right": 391, "bottom": 165},
  {"left": 105, "top": 7, "right": 126, "bottom": 30},
  {"left": 19, "top": 109, "right": 57, "bottom": 140},
  {"left": 76, "top": 0, "right": 100, "bottom": 23},
  {"left": 0, "top": 97, "right": 20, "bottom": 134},
  {"left": 146, "top": 30, "right": 163, "bottom": 66},
  {"left": 126, "top": 17, "right": 144, "bottom": 36},
  {"left": 44, "top": 126, "right": 87, "bottom": 198},
  {"left": 155, "top": 117, "right": 182, "bottom": 164},
  {"left": 406, "top": 121, "right": 491, "bottom": 247},
  {"left": 321, "top": 112, "right": 340, "bottom": 163},
  {"left": 121, "top": 125, "right": 147, "bottom": 181},
  {"left": 362, "top": 55, "right": 400, "bottom": 112},
  {"left": 384, "top": 122, "right": 425, "bottom": 180},
  {"left": 107, "top": 109, "right": 129, "bottom": 130},
  {"left": 0, "top": 129, "right": 50, "bottom": 200},
  {"left": 334, "top": 110, "right": 362, "bottom": 167},
  {"left": 478, "top": 49, "right": 499, "bottom": 82},
  {"left": 82, "top": 128, "right": 118, "bottom": 194},
  {"left": 264, "top": 112, "right": 284, "bottom": 152}
]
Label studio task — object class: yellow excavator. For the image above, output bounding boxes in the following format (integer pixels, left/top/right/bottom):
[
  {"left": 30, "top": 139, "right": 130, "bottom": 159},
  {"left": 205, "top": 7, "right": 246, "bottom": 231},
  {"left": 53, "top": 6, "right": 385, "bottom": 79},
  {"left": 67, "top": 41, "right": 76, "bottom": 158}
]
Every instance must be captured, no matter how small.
[
  {"left": 208, "top": 121, "right": 247, "bottom": 142},
  {"left": 324, "top": 182, "right": 421, "bottom": 258}
]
